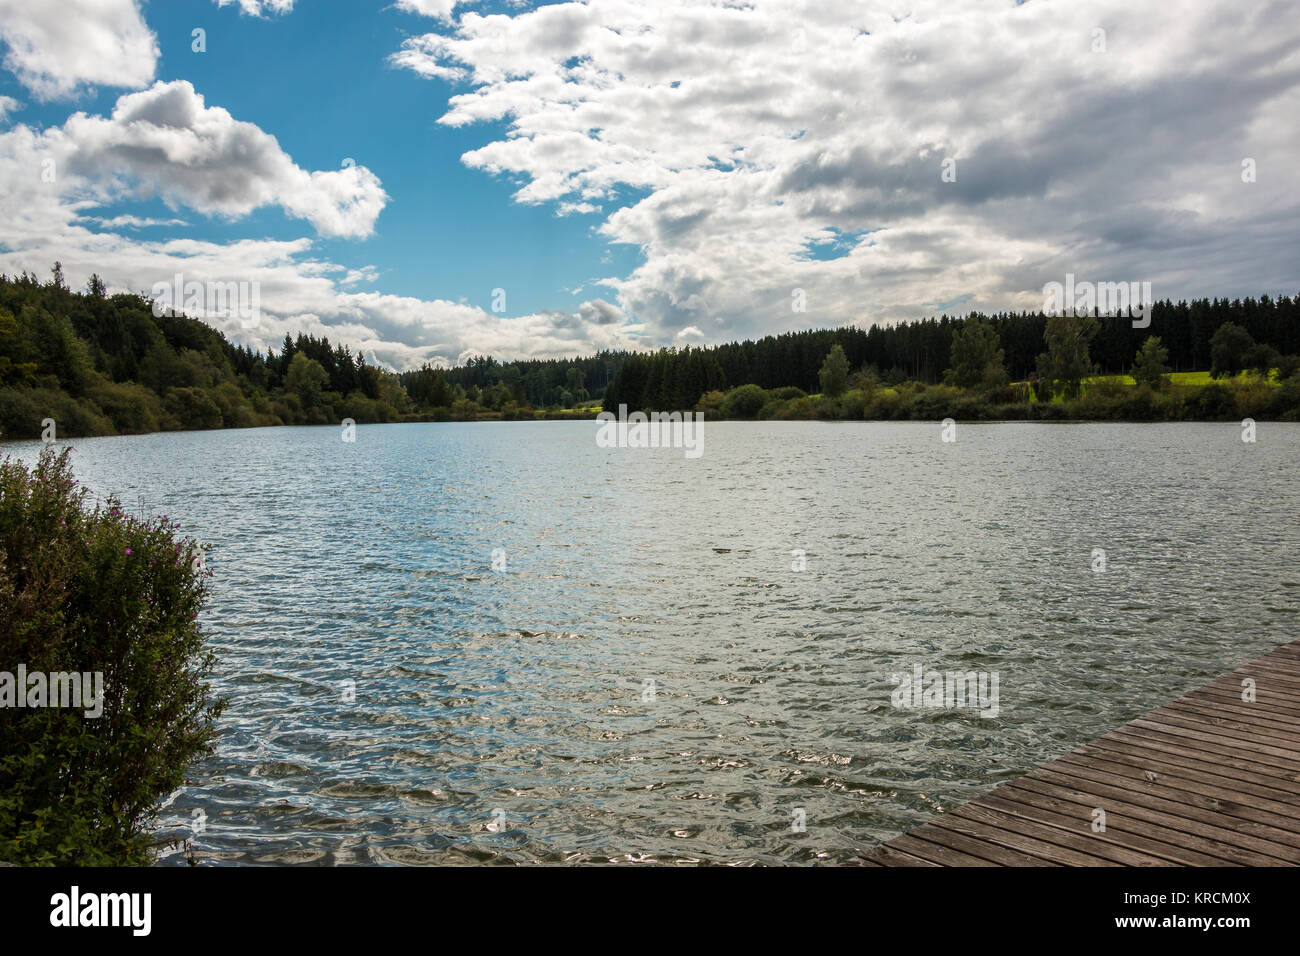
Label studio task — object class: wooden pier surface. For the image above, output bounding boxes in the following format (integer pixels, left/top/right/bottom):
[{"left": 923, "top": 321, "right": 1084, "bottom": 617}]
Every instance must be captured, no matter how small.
[{"left": 860, "top": 640, "right": 1300, "bottom": 866}]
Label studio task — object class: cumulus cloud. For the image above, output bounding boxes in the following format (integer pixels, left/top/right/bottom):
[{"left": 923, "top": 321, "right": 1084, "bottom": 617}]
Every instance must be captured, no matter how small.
[
  {"left": 0, "top": 90, "right": 640, "bottom": 369},
  {"left": 392, "top": 0, "right": 1300, "bottom": 347},
  {"left": 394, "top": 1, "right": 474, "bottom": 23},
  {"left": 0, "top": 0, "right": 157, "bottom": 99},
  {"left": 578, "top": 298, "right": 623, "bottom": 326},
  {"left": 214, "top": 0, "right": 296, "bottom": 15},
  {"left": 0, "top": 211, "right": 644, "bottom": 370},
  {"left": 44, "top": 81, "right": 387, "bottom": 237},
  {"left": 389, "top": 33, "right": 470, "bottom": 82}
]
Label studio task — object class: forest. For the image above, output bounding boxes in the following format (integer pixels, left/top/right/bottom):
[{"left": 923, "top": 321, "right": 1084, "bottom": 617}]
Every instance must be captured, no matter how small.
[
  {"left": 2, "top": 264, "right": 1298, "bottom": 439},
  {"left": 0, "top": 266, "right": 611, "bottom": 439},
  {"left": 604, "top": 295, "right": 1300, "bottom": 415}
]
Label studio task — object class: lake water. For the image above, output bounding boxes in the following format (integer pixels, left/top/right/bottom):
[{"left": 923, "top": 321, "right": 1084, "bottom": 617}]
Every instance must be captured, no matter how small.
[{"left": 4, "top": 421, "right": 1297, "bottom": 865}]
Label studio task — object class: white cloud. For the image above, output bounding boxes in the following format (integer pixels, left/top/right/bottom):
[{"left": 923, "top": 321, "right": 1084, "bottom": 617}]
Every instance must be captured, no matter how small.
[
  {"left": 392, "top": 0, "right": 1300, "bottom": 346},
  {"left": 578, "top": 298, "right": 623, "bottom": 326},
  {"left": 0, "top": 0, "right": 157, "bottom": 99},
  {"left": 48, "top": 81, "right": 387, "bottom": 238},
  {"left": 214, "top": 0, "right": 296, "bottom": 15},
  {"left": 0, "top": 95, "right": 20, "bottom": 124},
  {"left": 388, "top": 34, "right": 469, "bottom": 82},
  {"left": 394, "top": 1, "right": 474, "bottom": 23},
  {"left": 0, "top": 220, "right": 645, "bottom": 370},
  {"left": 0, "top": 84, "right": 641, "bottom": 369},
  {"left": 79, "top": 214, "right": 189, "bottom": 229}
]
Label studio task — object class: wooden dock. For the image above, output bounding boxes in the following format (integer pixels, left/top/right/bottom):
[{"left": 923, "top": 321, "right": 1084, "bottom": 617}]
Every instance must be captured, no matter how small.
[{"left": 859, "top": 640, "right": 1300, "bottom": 866}]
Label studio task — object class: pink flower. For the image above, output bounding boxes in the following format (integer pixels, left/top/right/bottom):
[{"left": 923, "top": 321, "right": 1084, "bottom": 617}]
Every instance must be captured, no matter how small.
[{"left": 125, "top": 548, "right": 132, "bottom": 555}]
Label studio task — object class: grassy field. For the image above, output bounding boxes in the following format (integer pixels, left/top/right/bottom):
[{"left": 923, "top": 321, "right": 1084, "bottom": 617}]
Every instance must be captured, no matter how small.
[
  {"left": 1015, "top": 369, "right": 1279, "bottom": 402},
  {"left": 1081, "top": 370, "right": 1277, "bottom": 387}
]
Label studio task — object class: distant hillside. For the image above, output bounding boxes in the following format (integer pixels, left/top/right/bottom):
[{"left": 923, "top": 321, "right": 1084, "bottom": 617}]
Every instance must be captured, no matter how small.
[
  {"left": 0, "top": 266, "right": 616, "bottom": 439},
  {"left": 605, "top": 294, "right": 1300, "bottom": 413},
  {"left": 3, "top": 266, "right": 1299, "bottom": 438}
]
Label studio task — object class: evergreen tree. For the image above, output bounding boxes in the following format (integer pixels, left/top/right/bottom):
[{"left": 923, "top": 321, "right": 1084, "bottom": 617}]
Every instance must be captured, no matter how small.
[{"left": 947, "top": 318, "right": 1005, "bottom": 389}]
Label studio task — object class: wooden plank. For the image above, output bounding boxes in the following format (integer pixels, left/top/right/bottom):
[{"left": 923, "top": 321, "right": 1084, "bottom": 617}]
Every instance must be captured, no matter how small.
[
  {"left": 886, "top": 833, "right": 1001, "bottom": 866},
  {"left": 1045, "top": 757, "right": 1300, "bottom": 840},
  {"left": 1077, "top": 740, "right": 1300, "bottom": 815},
  {"left": 939, "top": 804, "right": 1125, "bottom": 866},
  {"left": 907, "top": 821, "right": 1063, "bottom": 866},
  {"left": 1009, "top": 774, "right": 1297, "bottom": 865},
  {"left": 1226, "top": 660, "right": 1300, "bottom": 685},
  {"left": 1184, "top": 687, "right": 1300, "bottom": 721},
  {"left": 863, "top": 639, "right": 1300, "bottom": 866},
  {"left": 1104, "top": 725, "right": 1300, "bottom": 784},
  {"left": 1127, "top": 715, "right": 1300, "bottom": 767},
  {"left": 978, "top": 787, "right": 1241, "bottom": 866},
  {"left": 859, "top": 843, "right": 942, "bottom": 866},
  {"left": 1162, "top": 698, "right": 1300, "bottom": 739}
]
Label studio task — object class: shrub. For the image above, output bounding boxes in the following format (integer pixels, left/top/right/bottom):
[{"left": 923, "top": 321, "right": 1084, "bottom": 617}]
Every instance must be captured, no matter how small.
[
  {"left": 908, "top": 384, "right": 965, "bottom": 419},
  {"left": 271, "top": 394, "right": 302, "bottom": 425},
  {"left": 0, "top": 449, "right": 224, "bottom": 865},
  {"left": 1234, "top": 384, "right": 1274, "bottom": 421},
  {"left": 720, "top": 384, "right": 768, "bottom": 418},
  {"left": 85, "top": 376, "right": 163, "bottom": 435},
  {"left": 811, "top": 395, "right": 840, "bottom": 419},
  {"left": 1190, "top": 383, "right": 1237, "bottom": 419},
  {"left": 1268, "top": 378, "right": 1300, "bottom": 419},
  {"left": 208, "top": 383, "right": 257, "bottom": 430},
  {"left": 695, "top": 389, "right": 726, "bottom": 417},
  {"left": 0, "top": 387, "right": 56, "bottom": 439},
  {"left": 769, "top": 386, "right": 807, "bottom": 401},
  {"left": 838, "top": 388, "right": 870, "bottom": 419},
  {"left": 450, "top": 398, "right": 479, "bottom": 421},
  {"left": 864, "top": 389, "right": 902, "bottom": 419},
  {"left": 0, "top": 386, "right": 115, "bottom": 439},
  {"left": 776, "top": 397, "right": 817, "bottom": 420},
  {"left": 1116, "top": 386, "right": 1159, "bottom": 420},
  {"left": 163, "top": 387, "right": 224, "bottom": 430},
  {"left": 991, "top": 402, "right": 1033, "bottom": 420},
  {"left": 337, "top": 393, "right": 387, "bottom": 425}
]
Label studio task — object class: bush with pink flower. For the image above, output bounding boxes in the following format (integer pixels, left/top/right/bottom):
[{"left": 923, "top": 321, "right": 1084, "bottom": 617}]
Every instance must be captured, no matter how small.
[{"left": 0, "top": 448, "right": 225, "bottom": 865}]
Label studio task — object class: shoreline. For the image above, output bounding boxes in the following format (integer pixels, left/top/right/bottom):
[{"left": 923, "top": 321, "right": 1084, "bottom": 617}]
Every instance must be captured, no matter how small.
[{"left": 4, "top": 414, "right": 1297, "bottom": 445}]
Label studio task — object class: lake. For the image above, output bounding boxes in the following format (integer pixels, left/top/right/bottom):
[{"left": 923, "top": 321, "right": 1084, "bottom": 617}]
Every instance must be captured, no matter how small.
[{"left": 4, "top": 420, "right": 1297, "bottom": 865}]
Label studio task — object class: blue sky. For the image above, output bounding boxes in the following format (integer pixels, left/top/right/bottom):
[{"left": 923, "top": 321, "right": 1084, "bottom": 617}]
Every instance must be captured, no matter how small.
[
  {"left": 2, "top": 0, "right": 638, "bottom": 318},
  {"left": 0, "top": 0, "right": 1297, "bottom": 369}
]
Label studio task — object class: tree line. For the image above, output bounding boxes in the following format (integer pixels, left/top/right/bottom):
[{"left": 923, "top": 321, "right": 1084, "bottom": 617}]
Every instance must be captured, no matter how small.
[
  {"left": 605, "top": 294, "right": 1300, "bottom": 412},
  {"left": 0, "top": 267, "right": 617, "bottom": 438},
  {"left": 3, "top": 264, "right": 1298, "bottom": 438}
]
